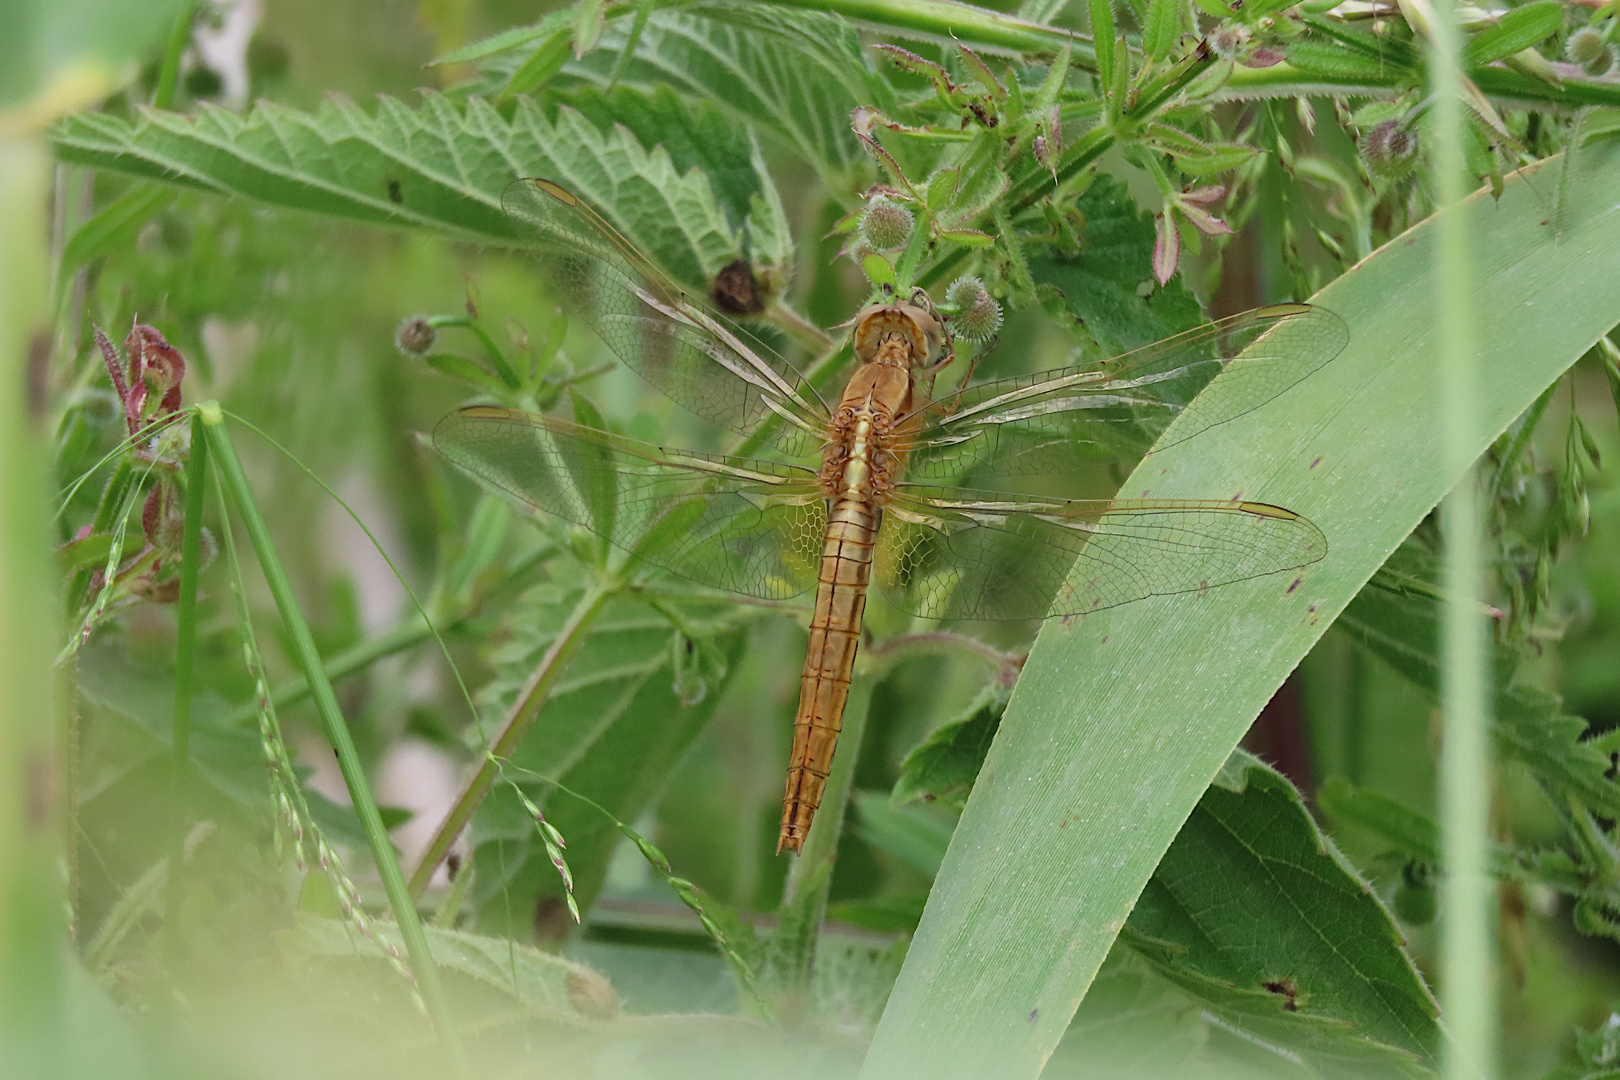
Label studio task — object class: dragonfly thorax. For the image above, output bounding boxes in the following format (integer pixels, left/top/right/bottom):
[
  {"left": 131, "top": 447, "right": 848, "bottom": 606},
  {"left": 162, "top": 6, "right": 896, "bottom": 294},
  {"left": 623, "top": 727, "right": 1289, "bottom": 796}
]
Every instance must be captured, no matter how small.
[{"left": 852, "top": 301, "right": 943, "bottom": 371}]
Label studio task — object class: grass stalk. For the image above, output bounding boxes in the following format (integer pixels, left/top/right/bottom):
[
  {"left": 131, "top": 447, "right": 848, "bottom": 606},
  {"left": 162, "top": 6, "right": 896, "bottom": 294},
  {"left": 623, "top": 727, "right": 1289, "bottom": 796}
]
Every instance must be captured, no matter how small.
[
  {"left": 152, "top": 2, "right": 198, "bottom": 110},
  {"left": 407, "top": 582, "right": 616, "bottom": 899},
  {"left": 162, "top": 412, "right": 208, "bottom": 972},
  {"left": 197, "top": 405, "right": 464, "bottom": 1068},
  {"left": 761, "top": 0, "right": 1094, "bottom": 64},
  {"left": 1431, "top": 0, "right": 1495, "bottom": 1074},
  {"left": 0, "top": 130, "right": 64, "bottom": 1080}
]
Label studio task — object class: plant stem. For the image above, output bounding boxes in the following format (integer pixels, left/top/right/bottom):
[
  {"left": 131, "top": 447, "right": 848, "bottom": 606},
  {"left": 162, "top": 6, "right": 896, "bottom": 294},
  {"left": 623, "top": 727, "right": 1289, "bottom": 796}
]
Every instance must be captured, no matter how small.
[
  {"left": 199, "top": 406, "right": 464, "bottom": 1069},
  {"left": 762, "top": 0, "right": 1095, "bottom": 65},
  {"left": 217, "top": 616, "right": 438, "bottom": 726},
  {"left": 1431, "top": 0, "right": 1495, "bottom": 1073},
  {"left": 407, "top": 582, "right": 616, "bottom": 899},
  {"left": 162, "top": 412, "right": 208, "bottom": 973},
  {"left": 767, "top": 677, "right": 873, "bottom": 1011},
  {"left": 153, "top": 2, "right": 198, "bottom": 110}
]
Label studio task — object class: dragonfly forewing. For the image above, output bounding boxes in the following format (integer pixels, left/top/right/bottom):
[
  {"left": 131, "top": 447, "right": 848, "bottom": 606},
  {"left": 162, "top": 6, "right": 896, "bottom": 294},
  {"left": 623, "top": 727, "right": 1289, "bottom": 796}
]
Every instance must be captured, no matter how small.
[
  {"left": 876, "top": 486, "right": 1326, "bottom": 621},
  {"left": 434, "top": 406, "right": 826, "bottom": 600},
  {"left": 901, "top": 303, "right": 1348, "bottom": 481},
  {"left": 502, "top": 179, "right": 827, "bottom": 455}
]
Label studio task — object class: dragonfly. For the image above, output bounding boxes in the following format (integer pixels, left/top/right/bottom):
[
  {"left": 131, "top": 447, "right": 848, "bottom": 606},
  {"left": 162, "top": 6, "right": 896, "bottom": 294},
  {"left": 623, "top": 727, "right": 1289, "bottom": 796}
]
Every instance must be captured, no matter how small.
[{"left": 435, "top": 179, "right": 1348, "bottom": 855}]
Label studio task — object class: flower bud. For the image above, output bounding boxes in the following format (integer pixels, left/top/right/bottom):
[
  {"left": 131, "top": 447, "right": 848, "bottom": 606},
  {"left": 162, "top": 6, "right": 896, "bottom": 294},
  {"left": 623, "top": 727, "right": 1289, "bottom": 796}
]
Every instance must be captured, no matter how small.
[
  {"left": 860, "top": 196, "right": 914, "bottom": 251},
  {"left": 1361, "top": 119, "right": 1419, "bottom": 179},
  {"left": 946, "top": 276, "right": 1002, "bottom": 341},
  {"left": 394, "top": 316, "right": 436, "bottom": 356}
]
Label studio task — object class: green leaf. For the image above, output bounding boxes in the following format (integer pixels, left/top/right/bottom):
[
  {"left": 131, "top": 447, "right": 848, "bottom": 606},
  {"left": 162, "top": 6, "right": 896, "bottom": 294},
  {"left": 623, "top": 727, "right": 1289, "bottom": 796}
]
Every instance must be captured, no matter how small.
[
  {"left": 573, "top": 0, "right": 608, "bottom": 57},
  {"left": 1317, "top": 778, "right": 1440, "bottom": 862},
  {"left": 892, "top": 684, "right": 1007, "bottom": 808},
  {"left": 567, "top": 393, "right": 617, "bottom": 554},
  {"left": 1286, "top": 39, "right": 1409, "bottom": 82},
  {"left": 468, "top": 592, "right": 746, "bottom": 927},
  {"left": 1125, "top": 753, "right": 1439, "bottom": 1071},
  {"left": 51, "top": 93, "right": 777, "bottom": 299},
  {"left": 502, "top": 27, "right": 572, "bottom": 96},
  {"left": 550, "top": 4, "right": 891, "bottom": 191},
  {"left": 1089, "top": 0, "right": 1116, "bottom": 87},
  {"left": 430, "top": 17, "right": 566, "bottom": 66},
  {"left": 1028, "top": 173, "right": 1203, "bottom": 358},
  {"left": 277, "top": 912, "right": 617, "bottom": 1020},
  {"left": 1335, "top": 540, "right": 1620, "bottom": 817},
  {"left": 862, "top": 251, "right": 898, "bottom": 289},
  {"left": 59, "top": 183, "right": 174, "bottom": 274},
  {"left": 1141, "top": 0, "right": 1186, "bottom": 60},
  {"left": 1165, "top": 141, "right": 1261, "bottom": 177},
  {"left": 862, "top": 139, "right": 1620, "bottom": 1080},
  {"left": 851, "top": 791, "right": 955, "bottom": 877},
  {"left": 1462, "top": 0, "right": 1564, "bottom": 68}
]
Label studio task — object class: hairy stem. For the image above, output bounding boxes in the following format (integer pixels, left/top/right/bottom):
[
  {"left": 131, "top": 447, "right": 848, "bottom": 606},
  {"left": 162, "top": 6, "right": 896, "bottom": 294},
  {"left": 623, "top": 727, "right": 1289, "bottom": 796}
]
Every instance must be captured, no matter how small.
[{"left": 407, "top": 582, "right": 617, "bottom": 899}]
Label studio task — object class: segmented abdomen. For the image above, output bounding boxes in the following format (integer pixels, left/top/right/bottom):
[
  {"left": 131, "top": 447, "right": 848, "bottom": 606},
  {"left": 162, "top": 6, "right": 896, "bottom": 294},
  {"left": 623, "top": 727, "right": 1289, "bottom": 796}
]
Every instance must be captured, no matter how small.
[{"left": 778, "top": 497, "right": 877, "bottom": 854}]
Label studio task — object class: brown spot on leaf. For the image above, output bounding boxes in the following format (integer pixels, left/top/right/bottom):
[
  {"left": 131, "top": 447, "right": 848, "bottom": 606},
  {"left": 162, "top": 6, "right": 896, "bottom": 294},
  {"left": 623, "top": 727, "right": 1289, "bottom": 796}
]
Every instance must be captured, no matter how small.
[
  {"left": 1262, "top": 978, "right": 1299, "bottom": 1011},
  {"left": 1309, "top": 457, "right": 1322, "bottom": 470},
  {"left": 1286, "top": 577, "right": 1302, "bottom": 595},
  {"left": 567, "top": 968, "right": 622, "bottom": 1021}
]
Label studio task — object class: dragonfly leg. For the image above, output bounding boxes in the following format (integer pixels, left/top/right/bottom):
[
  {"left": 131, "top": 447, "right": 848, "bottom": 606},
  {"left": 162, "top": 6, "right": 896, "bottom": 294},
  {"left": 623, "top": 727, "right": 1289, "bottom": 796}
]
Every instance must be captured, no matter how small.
[{"left": 933, "top": 333, "right": 998, "bottom": 416}]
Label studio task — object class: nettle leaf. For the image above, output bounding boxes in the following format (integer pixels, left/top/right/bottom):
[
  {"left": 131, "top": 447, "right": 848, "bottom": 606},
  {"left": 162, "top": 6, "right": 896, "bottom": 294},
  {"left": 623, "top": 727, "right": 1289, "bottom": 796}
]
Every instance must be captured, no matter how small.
[
  {"left": 467, "top": 590, "right": 746, "bottom": 928},
  {"left": 892, "top": 684, "right": 1009, "bottom": 808},
  {"left": 277, "top": 912, "right": 618, "bottom": 1022},
  {"left": 884, "top": 718, "right": 1440, "bottom": 1070},
  {"left": 51, "top": 91, "right": 787, "bottom": 298},
  {"left": 544, "top": 3, "right": 889, "bottom": 191},
  {"left": 1462, "top": 0, "right": 1564, "bottom": 68},
  {"left": 1124, "top": 751, "right": 1440, "bottom": 1074},
  {"left": 1337, "top": 538, "right": 1620, "bottom": 817},
  {"left": 75, "top": 644, "right": 391, "bottom": 857},
  {"left": 1028, "top": 173, "right": 1203, "bottom": 358}
]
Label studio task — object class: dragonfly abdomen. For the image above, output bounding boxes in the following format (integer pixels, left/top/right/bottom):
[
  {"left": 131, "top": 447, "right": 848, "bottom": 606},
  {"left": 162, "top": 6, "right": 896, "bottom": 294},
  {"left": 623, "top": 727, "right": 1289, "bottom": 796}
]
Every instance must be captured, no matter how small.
[{"left": 778, "top": 497, "right": 878, "bottom": 854}]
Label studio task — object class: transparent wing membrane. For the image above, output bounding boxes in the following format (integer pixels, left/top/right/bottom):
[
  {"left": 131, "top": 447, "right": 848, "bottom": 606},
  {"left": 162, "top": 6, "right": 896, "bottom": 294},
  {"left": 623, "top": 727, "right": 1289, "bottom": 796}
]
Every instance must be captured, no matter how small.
[
  {"left": 502, "top": 179, "right": 826, "bottom": 454},
  {"left": 902, "top": 304, "right": 1348, "bottom": 480},
  {"left": 434, "top": 406, "right": 825, "bottom": 600},
  {"left": 875, "top": 486, "right": 1326, "bottom": 621}
]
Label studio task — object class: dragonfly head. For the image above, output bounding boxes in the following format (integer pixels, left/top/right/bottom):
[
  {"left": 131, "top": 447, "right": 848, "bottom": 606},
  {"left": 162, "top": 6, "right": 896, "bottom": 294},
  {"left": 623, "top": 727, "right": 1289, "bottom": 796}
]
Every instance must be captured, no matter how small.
[{"left": 853, "top": 301, "right": 944, "bottom": 371}]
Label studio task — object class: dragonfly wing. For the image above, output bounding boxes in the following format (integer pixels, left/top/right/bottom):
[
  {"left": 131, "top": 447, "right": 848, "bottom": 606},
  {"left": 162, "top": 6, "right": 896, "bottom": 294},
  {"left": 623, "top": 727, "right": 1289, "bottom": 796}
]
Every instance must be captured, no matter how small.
[
  {"left": 435, "top": 406, "right": 826, "bottom": 600},
  {"left": 503, "top": 179, "right": 827, "bottom": 455},
  {"left": 903, "top": 304, "right": 1348, "bottom": 480},
  {"left": 875, "top": 485, "right": 1326, "bottom": 620}
]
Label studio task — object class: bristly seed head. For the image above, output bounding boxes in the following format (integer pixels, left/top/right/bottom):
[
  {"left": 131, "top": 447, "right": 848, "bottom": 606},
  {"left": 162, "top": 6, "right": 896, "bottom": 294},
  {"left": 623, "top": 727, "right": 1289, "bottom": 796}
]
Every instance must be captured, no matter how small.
[
  {"left": 1361, "top": 119, "right": 1419, "bottom": 179},
  {"left": 1208, "top": 23, "right": 1251, "bottom": 61},
  {"left": 860, "top": 196, "right": 914, "bottom": 251},
  {"left": 394, "top": 316, "right": 436, "bottom": 356},
  {"left": 1567, "top": 27, "right": 1616, "bottom": 76},
  {"left": 947, "top": 276, "right": 1002, "bottom": 341}
]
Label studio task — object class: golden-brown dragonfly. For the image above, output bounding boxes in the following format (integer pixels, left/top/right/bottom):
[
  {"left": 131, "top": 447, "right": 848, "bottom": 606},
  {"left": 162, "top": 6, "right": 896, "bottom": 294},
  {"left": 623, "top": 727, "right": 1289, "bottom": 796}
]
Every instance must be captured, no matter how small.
[{"left": 435, "top": 180, "right": 1347, "bottom": 855}]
